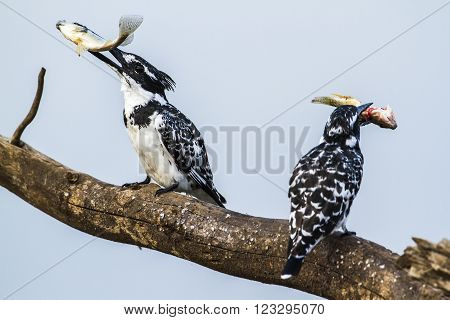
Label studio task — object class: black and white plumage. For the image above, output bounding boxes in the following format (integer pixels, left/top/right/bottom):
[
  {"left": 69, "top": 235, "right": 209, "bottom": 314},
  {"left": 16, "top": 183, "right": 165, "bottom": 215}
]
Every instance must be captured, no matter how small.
[
  {"left": 90, "top": 48, "right": 226, "bottom": 207},
  {"left": 281, "top": 103, "right": 372, "bottom": 279}
]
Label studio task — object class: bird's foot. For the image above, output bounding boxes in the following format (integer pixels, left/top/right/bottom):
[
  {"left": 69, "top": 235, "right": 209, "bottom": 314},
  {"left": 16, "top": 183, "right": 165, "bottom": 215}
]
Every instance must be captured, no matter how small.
[
  {"left": 155, "top": 182, "right": 179, "bottom": 197},
  {"left": 332, "top": 229, "right": 356, "bottom": 238},
  {"left": 342, "top": 230, "right": 357, "bottom": 237},
  {"left": 335, "top": 229, "right": 356, "bottom": 238},
  {"left": 122, "top": 176, "right": 151, "bottom": 189},
  {"left": 341, "top": 226, "right": 356, "bottom": 237}
]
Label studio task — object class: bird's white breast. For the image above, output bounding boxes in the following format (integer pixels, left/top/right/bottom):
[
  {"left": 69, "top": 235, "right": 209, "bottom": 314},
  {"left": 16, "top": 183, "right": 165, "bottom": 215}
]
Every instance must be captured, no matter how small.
[{"left": 122, "top": 86, "right": 190, "bottom": 190}]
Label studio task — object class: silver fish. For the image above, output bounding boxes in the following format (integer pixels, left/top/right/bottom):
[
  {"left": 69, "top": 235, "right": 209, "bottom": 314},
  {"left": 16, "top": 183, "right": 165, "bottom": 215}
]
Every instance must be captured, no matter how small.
[{"left": 56, "top": 15, "right": 143, "bottom": 55}]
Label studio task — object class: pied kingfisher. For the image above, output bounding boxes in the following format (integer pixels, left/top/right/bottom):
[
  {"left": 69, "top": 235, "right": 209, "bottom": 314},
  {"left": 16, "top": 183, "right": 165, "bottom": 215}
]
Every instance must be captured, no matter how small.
[
  {"left": 90, "top": 48, "right": 226, "bottom": 207},
  {"left": 281, "top": 103, "right": 372, "bottom": 279}
]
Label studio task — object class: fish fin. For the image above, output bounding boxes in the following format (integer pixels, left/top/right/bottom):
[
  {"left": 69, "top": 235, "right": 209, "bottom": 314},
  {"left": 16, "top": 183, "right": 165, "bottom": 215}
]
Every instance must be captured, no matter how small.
[
  {"left": 120, "top": 34, "right": 134, "bottom": 47},
  {"left": 75, "top": 44, "right": 86, "bottom": 56},
  {"left": 118, "top": 15, "right": 143, "bottom": 38}
]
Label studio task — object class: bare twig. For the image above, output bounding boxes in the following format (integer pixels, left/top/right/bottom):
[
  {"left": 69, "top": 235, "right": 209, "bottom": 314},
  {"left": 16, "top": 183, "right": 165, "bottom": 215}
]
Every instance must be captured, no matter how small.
[{"left": 10, "top": 67, "right": 46, "bottom": 146}]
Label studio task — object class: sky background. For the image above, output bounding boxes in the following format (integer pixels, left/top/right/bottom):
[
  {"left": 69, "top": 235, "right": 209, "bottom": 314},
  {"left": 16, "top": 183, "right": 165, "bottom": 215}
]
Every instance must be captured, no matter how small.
[{"left": 0, "top": 0, "right": 449, "bottom": 299}]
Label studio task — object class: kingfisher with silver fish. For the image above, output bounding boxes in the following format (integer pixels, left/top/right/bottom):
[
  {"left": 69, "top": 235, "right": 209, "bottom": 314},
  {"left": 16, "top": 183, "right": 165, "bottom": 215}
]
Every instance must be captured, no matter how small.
[
  {"left": 57, "top": 18, "right": 226, "bottom": 207},
  {"left": 93, "top": 49, "right": 226, "bottom": 207},
  {"left": 95, "top": 49, "right": 226, "bottom": 207}
]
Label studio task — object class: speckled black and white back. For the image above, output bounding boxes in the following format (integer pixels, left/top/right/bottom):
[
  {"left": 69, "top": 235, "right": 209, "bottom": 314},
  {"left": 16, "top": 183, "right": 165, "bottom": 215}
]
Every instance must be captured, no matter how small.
[{"left": 281, "top": 104, "right": 371, "bottom": 279}]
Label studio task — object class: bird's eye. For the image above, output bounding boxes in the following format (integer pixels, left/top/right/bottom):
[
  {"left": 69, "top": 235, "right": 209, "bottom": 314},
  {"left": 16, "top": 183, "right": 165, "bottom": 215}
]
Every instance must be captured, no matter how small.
[{"left": 135, "top": 64, "right": 144, "bottom": 74}]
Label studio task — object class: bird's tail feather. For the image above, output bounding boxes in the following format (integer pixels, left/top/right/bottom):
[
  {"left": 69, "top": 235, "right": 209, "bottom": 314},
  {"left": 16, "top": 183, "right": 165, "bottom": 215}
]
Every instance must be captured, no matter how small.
[
  {"left": 204, "top": 187, "right": 226, "bottom": 208},
  {"left": 188, "top": 170, "right": 226, "bottom": 208},
  {"left": 214, "top": 189, "right": 226, "bottom": 205},
  {"left": 281, "top": 256, "right": 304, "bottom": 280},
  {"left": 188, "top": 186, "right": 226, "bottom": 208}
]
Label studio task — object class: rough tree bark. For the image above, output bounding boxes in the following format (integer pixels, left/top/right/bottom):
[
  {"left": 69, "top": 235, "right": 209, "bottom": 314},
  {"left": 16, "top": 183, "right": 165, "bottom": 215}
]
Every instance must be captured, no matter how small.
[
  {"left": 0, "top": 69, "right": 448, "bottom": 300},
  {"left": 398, "top": 238, "right": 450, "bottom": 294}
]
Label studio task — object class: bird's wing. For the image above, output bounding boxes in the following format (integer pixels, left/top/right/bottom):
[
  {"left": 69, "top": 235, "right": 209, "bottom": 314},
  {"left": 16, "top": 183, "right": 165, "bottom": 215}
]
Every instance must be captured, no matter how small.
[
  {"left": 156, "top": 105, "right": 226, "bottom": 207},
  {"left": 288, "top": 147, "right": 359, "bottom": 258}
]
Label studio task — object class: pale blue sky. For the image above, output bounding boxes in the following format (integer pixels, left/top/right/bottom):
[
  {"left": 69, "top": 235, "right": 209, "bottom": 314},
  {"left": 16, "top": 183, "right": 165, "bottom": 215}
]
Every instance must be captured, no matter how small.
[{"left": 0, "top": 0, "right": 449, "bottom": 299}]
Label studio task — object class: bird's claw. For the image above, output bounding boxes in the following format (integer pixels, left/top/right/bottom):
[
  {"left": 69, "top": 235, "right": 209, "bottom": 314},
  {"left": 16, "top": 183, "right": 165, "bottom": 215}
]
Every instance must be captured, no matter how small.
[
  {"left": 155, "top": 189, "right": 165, "bottom": 196},
  {"left": 122, "top": 182, "right": 140, "bottom": 188},
  {"left": 340, "top": 230, "right": 356, "bottom": 237},
  {"left": 122, "top": 176, "right": 151, "bottom": 189},
  {"left": 155, "top": 183, "right": 179, "bottom": 197},
  {"left": 332, "top": 230, "right": 356, "bottom": 238}
]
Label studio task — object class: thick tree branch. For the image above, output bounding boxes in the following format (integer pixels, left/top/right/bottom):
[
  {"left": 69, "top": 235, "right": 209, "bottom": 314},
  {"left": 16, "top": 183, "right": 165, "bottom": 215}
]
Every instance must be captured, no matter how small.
[
  {"left": 1, "top": 68, "right": 447, "bottom": 299},
  {"left": 0, "top": 136, "right": 447, "bottom": 299}
]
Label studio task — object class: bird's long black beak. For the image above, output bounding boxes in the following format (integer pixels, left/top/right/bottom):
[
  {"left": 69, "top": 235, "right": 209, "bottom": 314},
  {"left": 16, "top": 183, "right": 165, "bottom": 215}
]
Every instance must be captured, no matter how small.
[
  {"left": 356, "top": 102, "right": 373, "bottom": 116},
  {"left": 89, "top": 48, "right": 127, "bottom": 74}
]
